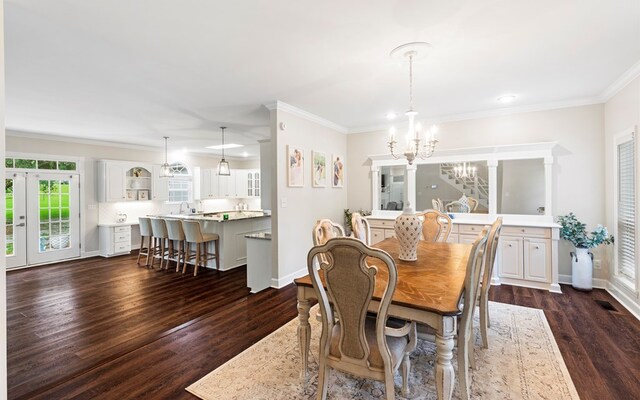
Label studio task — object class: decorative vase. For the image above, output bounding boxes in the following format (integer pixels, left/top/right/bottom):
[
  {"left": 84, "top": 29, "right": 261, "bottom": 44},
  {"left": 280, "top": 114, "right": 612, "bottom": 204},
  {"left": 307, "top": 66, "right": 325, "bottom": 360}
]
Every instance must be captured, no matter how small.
[
  {"left": 570, "top": 247, "right": 593, "bottom": 290},
  {"left": 394, "top": 203, "right": 423, "bottom": 262}
]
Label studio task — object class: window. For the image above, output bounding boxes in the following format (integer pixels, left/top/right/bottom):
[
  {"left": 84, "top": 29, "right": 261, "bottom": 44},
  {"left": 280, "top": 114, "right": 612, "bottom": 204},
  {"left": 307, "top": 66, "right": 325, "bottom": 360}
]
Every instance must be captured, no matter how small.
[
  {"left": 167, "top": 162, "right": 192, "bottom": 203},
  {"left": 615, "top": 132, "right": 636, "bottom": 282},
  {"left": 6, "top": 157, "right": 78, "bottom": 172}
]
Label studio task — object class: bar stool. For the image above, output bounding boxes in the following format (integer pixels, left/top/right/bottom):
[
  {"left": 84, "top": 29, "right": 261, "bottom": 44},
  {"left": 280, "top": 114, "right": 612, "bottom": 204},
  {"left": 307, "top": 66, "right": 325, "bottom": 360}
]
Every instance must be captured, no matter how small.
[
  {"left": 150, "top": 218, "right": 170, "bottom": 269},
  {"left": 137, "top": 217, "right": 153, "bottom": 267},
  {"left": 164, "top": 218, "right": 187, "bottom": 272},
  {"left": 182, "top": 220, "right": 220, "bottom": 276}
]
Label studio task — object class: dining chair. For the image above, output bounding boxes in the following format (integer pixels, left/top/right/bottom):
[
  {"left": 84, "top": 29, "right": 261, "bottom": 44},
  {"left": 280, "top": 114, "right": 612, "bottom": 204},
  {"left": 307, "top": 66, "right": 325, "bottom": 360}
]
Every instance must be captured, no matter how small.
[
  {"left": 467, "top": 196, "right": 479, "bottom": 212},
  {"left": 137, "top": 217, "right": 153, "bottom": 267},
  {"left": 446, "top": 200, "right": 470, "bottom": 213},
  {"left": 164, "top": 218, "right": 187, "bottom": 272},
  {"left": 149, "top": 218, "right": 169, "bottom": 269},
  {"left": 307, "top": 237, "right": 417, "bottom": 400},
  {"left": 417, "top": 226, "right": 489, "bottom": 400},
  {"left": 182, "top": 220, "right": 220, "bottom": 276},
  {"left": 479, "top": 217, "right": 503, "bottom": 349},
  {"left": 351, "top": 212, "right": 371, "bottom": 245},
  {"left": 385, "top": 201, "right": 397, "bottom": 211},
  {"left": 431, "top": 198, "right": 443, "bottom": 212},
  {"left": 417, "top": 209, "right": 452, "bottom": 242}
]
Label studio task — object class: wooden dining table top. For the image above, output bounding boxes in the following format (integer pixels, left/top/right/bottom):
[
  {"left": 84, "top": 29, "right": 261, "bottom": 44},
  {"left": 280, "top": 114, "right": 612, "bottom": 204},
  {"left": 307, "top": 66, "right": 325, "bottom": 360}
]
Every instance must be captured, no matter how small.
[{"left": 294, "top": 238, "right": 473, "bottom": 316}]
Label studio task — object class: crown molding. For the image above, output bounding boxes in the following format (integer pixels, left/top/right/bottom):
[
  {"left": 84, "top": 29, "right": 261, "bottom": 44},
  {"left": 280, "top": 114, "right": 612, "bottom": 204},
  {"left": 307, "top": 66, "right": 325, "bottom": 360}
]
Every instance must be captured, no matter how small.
[
  {"left": 263, "top": 100, "right": 348, "bottom": 133},
  {"left": 348, "top": 96, "right": 604, "bottom": 134},
  {"left": 601, "top": 59, "right": 640, "bottom": 102}
]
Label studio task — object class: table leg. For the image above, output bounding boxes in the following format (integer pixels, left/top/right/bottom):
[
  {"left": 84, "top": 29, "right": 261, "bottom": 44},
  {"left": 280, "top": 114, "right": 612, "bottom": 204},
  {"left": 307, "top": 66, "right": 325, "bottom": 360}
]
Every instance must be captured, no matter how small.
[
  {"left": 297, "top": 297, "right": 311, "bottom": 379},
  {"left": 435, "top": 316, "right": 456, "bottom": 400}
]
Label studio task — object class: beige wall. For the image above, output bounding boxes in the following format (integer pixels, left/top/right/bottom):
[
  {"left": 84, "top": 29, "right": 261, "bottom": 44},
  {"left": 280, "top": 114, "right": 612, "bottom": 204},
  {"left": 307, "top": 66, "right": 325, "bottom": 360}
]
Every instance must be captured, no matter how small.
[
  {"left": 6, "top": 132, "right": 258, "bottom": 253},
  {"left": 604, "top": 75, "right": 640, "bottom": 313},
  {"left": 347, "top": 104, "right": 606, "bottom": 278},
  {"left": 271, "top": 110, "right": 348, "bottom": 284}
]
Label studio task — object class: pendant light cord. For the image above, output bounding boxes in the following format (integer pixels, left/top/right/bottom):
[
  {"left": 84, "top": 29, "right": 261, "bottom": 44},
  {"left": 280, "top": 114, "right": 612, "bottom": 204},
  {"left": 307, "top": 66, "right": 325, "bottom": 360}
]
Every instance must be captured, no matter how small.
[{"left": 408, "top": 54, "right": 414, "bottom": 111}]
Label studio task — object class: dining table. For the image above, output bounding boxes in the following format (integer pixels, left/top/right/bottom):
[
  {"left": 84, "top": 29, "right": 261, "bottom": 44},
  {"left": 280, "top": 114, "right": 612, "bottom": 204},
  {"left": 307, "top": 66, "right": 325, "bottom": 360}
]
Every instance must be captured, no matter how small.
[{"left": 294, "top": 237, "right": 473, "bottom": 400}]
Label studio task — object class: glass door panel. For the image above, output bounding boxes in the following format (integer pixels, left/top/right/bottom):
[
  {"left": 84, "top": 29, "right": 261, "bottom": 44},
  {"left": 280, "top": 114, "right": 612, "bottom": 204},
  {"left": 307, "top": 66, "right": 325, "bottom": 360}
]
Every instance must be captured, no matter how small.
[{"left": 5, "top": 173, "right": 27, "bottom": 268}]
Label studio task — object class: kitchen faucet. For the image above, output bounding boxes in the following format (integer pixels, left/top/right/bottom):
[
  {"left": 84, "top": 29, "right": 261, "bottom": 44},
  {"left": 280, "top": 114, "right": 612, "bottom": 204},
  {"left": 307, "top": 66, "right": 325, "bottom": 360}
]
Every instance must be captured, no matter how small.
[{"left": 179, "top": 201, "right": 190, "bottom": 215}]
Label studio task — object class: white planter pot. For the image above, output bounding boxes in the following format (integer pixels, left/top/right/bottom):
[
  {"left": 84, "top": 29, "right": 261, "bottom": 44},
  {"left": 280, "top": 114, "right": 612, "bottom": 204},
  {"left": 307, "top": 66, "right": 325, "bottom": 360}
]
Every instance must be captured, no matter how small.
[{"left": 570, "top": 247, "right": 593, "bottom": 290}]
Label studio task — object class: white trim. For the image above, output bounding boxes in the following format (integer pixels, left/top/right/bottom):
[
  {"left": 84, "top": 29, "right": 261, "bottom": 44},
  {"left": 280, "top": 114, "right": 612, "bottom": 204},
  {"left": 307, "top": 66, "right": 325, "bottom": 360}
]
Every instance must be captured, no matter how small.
[
  {"left": 601, "top": 59, "right": 640, "bottom": 101},
  {"left": 270, "top": 266, "right": 308, "bottom": 289},
  {"left": 348, "top": 97, "right": 603, "bottom": 134},
  {"left": 263, "top": 101, "right": 348, "bottom": 134},
  {"left": 606, "top": 281, "right": 640, "bottom": 321},
  {"left": 558, "top": 274, "right": 608, "bottom": 289}
]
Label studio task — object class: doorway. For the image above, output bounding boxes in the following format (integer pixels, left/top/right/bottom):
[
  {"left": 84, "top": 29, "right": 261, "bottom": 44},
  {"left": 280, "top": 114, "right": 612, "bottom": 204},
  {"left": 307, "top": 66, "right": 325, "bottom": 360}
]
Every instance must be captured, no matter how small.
[{"left": 5, "top": 172, "right": 80, "bottom": 268}]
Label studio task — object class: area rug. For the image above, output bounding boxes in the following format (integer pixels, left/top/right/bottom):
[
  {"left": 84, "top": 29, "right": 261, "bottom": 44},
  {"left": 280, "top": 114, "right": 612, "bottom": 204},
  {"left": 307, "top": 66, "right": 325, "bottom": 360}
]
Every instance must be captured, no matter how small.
[{"left": 186, "top": 302, "right": 580, "bottom": 399}]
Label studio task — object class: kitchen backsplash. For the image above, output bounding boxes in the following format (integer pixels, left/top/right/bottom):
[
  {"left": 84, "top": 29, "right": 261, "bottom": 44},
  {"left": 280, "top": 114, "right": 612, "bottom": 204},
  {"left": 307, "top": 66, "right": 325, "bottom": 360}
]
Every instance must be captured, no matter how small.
[{"left": 98, "top": 198, "right": 262, "bottom": 224}]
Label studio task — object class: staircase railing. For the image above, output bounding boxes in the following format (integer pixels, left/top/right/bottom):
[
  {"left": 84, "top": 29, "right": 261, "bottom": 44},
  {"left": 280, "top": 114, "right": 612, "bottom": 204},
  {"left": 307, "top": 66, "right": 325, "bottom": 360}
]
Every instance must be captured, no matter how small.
[{"left": 439, "top": 163, "right": 489, "bottom": 200}]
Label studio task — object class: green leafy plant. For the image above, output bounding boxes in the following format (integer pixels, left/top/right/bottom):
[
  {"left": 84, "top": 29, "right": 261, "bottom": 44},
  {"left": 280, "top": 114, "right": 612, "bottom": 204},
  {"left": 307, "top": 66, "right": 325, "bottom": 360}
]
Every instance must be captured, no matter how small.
[
  {"left": 344, "top": 208, "right": 372, "bottom": 233},
  {"left": 557, "top": 213, "right": 614, "bottom": 249}
]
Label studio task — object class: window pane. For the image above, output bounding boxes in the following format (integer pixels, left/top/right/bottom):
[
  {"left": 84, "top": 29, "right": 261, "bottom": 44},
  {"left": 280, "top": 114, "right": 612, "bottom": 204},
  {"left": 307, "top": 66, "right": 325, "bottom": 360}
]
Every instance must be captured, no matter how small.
[
  {"left": 37, "top": 160, "right": 58, "bottom": 170},
  {"left": 58, "top": 161, "right": 77, "bottom": 171},
  {"left": 617, "top": 138, "right": 636, "bottom": 280},
  {"left": 15, "top": 159, "right": 36, "bottom": 169}
]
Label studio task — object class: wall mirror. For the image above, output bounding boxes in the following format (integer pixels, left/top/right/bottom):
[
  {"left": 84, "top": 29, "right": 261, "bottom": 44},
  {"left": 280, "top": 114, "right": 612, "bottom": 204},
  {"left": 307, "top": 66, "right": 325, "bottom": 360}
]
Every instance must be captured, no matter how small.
[
  {"left": 378, "top": 166, "right": 405, "bottom": 210},
  {"left": 416, "top": 161, "right": 489, "bottom": 214},
  {"left": 497, "top": 159, "right": 545, "bottom": 215}
]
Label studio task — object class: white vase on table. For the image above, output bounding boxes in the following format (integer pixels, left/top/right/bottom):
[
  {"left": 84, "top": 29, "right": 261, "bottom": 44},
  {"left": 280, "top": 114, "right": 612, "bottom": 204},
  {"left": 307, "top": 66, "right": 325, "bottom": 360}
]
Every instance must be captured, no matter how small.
[{"left": 394, "top": 202, "right": 423, "bottom": 262}]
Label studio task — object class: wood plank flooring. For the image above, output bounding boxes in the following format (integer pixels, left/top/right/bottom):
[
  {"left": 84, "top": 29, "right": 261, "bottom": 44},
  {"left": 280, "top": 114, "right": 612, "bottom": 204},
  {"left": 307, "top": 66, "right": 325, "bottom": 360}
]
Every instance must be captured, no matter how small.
[{"left": 6, "top": 254, "right": 640, "bottom": 399}]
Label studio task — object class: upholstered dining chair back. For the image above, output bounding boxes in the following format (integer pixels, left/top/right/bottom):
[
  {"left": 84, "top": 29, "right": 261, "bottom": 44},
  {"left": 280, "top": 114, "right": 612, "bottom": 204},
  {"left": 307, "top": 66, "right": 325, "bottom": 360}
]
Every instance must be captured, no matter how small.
[
  {"left": 138, "top": 217, "right": 153, "bottom": 237},
  {"left": 182, "top": 220, "right": 206, "bottom": 243},
  {"left": 165, "top": 219, "right": 186, "bottom": 241},
  {"left": 307, "top": 237, "right": 416, "bottom": 399},
  {"left": 417, "top": 209, "right": 452, "bottom": 242},
  {"left": 312, "top": 219, "right": 346, "bottom": 267},
  {"left": 150, "top": 218, "right": 168, "bottom": 238},
  {"left": 446, "top": 200, "right": 471, "bottom": 213},
  {"left": 351, "top": 213, "right": 371, "bottom": 245},
  {"left": 431, "top": 198, "right": 443, "bottom": 212},
  {"left": 466, "top": 197, "right": 479, "bottom": 212},
  {"left": 457, "top": 226, "right": 490, "bottom": 400},
  {"left": 479, "top": 217, "right": 503, "bottom": 348}
]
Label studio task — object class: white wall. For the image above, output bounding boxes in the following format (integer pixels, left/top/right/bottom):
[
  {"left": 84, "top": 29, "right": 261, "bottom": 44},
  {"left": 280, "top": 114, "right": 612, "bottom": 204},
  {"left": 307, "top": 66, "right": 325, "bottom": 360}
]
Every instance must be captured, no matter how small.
[
  {"left": 499, "top": 159, "right": 545, "bottom": 215},
  {"left": 0, "top": 3, "right": 7, "bottom": 397},
  {"left": 604, "top": 75, "right": 640, "bottom": 316},
  {"left": 271, "top": 109, "right": 347, "bottom": 286},
  {"left": 347, "top": 104, "right": 606, "bottom": 278},
  {"left": 6, "top": 132, "right": 259, "bottom": 254}
]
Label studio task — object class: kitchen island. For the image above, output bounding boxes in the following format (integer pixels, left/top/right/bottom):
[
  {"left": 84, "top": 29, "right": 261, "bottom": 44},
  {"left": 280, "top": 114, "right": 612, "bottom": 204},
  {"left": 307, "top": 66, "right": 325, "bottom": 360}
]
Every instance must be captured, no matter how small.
[{"left": 152, "top": 211, "right": 271, "bottom": 271}]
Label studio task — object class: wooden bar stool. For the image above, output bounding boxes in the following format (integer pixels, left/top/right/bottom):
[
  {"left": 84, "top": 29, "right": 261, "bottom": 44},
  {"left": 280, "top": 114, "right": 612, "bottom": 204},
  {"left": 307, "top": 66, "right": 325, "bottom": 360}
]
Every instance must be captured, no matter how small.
[
  {"left": 164, "top": 218, "right": 187, "bottom": 272},
  {"left": 181, "top": 220, "right": 220, "bottom": 276},
  {"left": 150, "top": 218, "right": 170, "bottom": 269},
  {"left": 137, "top": 217, "right": 153, "bottom": 267}
]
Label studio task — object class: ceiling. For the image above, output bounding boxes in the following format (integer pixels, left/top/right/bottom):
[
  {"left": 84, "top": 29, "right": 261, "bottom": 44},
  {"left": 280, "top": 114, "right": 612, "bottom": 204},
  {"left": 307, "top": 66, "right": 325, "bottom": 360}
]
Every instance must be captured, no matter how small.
[{"left": 5, "top": 0, "right": 640, "bottom": 158}]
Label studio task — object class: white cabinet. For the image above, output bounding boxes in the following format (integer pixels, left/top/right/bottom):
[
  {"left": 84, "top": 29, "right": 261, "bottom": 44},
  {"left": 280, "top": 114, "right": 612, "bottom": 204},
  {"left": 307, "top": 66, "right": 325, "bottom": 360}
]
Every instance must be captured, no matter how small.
[
  {"left": 98, "top": 161, "right": 155, "bottom": 202},
  {"left": 99, "top": 225, "right": 131, "bottom": 257},
  {"left": 247, "top": 170, "right": 261, "bottom": 197},
  {"left": 500, "top": 237, "right": 523, "bottom": 279},
  {"left": 195, "top": 168, "right": 219, "bottom": 199},
  {"left": 98, "top": 162, "right": 127, "bottom": 202},
  {"left": 234, "top": 170, "right": 249, "bottom": 198},
  {"left": 218, "top": 170, "right": 237, "bottom": 198},
  {"left": 523, "top": 237, "right": 550, "bottom": 282},
  {"left": 152, "top": 165, "right": 169, "bottom": 201}
]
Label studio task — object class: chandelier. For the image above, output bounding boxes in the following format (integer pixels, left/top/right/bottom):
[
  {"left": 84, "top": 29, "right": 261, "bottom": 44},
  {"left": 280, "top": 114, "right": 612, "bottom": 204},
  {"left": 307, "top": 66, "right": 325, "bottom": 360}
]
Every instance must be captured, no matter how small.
[
  {"left": 455, "top": 162, "right": 476, "bottom": 179},
  {"left": 159, "top": 136, "right": 174, "bottom": 178},
  {"left": 217, "top": 126, "right": 231, "bottom": 176},
  {"left": 387, "top": 42, "right": 438, "bottom": 165}
]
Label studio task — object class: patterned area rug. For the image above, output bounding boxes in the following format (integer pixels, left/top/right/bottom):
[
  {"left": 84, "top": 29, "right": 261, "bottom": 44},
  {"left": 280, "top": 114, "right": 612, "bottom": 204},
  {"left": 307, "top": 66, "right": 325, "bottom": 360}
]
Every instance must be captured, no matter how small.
[{"left": 186, "top": 302, "right": 580, "bottom": 399}]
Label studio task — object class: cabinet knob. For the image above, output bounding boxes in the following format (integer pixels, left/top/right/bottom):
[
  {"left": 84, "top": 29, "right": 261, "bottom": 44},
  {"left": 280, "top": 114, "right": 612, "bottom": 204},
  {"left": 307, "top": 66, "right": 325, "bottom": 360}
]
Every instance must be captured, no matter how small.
[
  {"left": 535, "top": 245, "right": 540, "bottom": 250},
  {"left": 521, "top": 229, "right": 526, "bottom": 232},
  {"left": 508, "top": 244, "right": 512, "bottom": 247}
]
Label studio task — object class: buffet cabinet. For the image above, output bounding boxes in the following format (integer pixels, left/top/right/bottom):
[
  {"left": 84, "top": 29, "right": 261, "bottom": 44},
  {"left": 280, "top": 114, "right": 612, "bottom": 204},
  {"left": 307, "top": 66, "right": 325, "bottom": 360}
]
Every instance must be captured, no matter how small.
[{"left": 367, "top": 217, "right": 559, "bottom": 292}]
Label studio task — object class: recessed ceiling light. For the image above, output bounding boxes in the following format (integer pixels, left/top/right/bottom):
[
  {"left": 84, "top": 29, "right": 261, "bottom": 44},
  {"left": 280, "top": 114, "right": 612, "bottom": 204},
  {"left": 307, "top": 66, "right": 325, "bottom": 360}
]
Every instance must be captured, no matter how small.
[
  {"left": 242, "top": 152, "right": 249, "bottom": 158},
  {"left": 497, "top": 95, "right": 517, "bottom": 104},
  {"left": 386, "top": 112, "right": 397, "bottom": 120},
  {"left": 206, "top": 143, "right": 244, "bottom": 150}
]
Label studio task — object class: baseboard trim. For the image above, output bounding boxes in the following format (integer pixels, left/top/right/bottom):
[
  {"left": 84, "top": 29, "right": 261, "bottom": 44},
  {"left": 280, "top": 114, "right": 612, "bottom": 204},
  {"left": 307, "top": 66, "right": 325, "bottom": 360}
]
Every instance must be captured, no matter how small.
[
  {"left": 271, "top": 267, "right": 307, "bottom": 289},
  {"left": 558, "top": 274, "right": 608, "bottom": 289},
  {"left": 606, "top": 282, "right": 640, "bottom": 321}
]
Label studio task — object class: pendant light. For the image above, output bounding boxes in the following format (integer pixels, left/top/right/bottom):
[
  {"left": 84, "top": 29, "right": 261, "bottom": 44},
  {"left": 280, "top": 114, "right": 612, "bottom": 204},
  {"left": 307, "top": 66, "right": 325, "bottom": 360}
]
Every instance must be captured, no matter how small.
[
  {"left": 159, "top": 136, "right": 174, "bottom": 178},
  {"left": 217, "top": 126, "right": 231, "bottom": 176}
]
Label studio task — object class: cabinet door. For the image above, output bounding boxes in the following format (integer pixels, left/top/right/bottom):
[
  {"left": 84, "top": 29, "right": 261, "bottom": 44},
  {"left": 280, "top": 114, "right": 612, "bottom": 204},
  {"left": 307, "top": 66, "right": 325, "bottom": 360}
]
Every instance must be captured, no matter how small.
[
  {"left": 247, "top": 172, "right": 253, "bottom": 197},
  {"left": 254, "top": 171, "right": 260, "bottom": 197},
  {"left": 218, "top": 170, "right": 236, "bottom": 198},
  {"left": 384, "top": 229, "right": 396, "bottom": 239},
  {"left": 152, "top": 165, "right": 169, "bottom": 201},
  {"left": 459, "top": 234, "right": 477, "bottom": 244},
  {"left": 524, "top": 238, "right": 550, "bottom": 282},
  {"left": 106, "top": 163, "right": 126, "bottom": 202},
  {"left": 446, "top": 233, "right": 459, "bottom": 244},
  {"left": 499, "top": 237, "right": 523, "bottom": 279},
  {"left": 370, "top": 228, "right": 384, "bottom": 245},
  {"left": 199, "top": 168, "right": 213, "bottom": 199},
  {"left": 235, "top": 170, "right": 249, "bottom": 198}
]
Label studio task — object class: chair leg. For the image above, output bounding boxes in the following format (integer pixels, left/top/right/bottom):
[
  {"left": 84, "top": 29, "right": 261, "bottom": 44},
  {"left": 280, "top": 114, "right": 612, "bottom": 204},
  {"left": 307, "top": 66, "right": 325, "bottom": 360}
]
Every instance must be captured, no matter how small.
[
  {"left": 401, "top": 353, "right": 410, "bottom": 396},
  {"left": 161, "top": 239, "right": 167, "bottom": 270},
  {"left": 480, "top": 294, "right": 489, "bottom": 349},
  {"left": 136, "top": 236, "right": 144, "bottom": 265},
  {"left": 458, "top": 333, "right": 471, "bottom": 400},
  {"left": 167, "top": 240, "right": 174, "bottom": 270},
  {"left": 194, "top": 243, "right": 200, "bottom": 277},
  {"left": 316, "top": 360, "right": 329, "bottom": 400},
  {"left": 214, "top": 239, "right": 220, "bottom": 270},
  {"left": 176, "top": 241, "right": 182, "bottom": 272},
  {"left": 384, "top": 370, "right": 396, "bottom": 400},
  {"left": 183, "top": 243, "right": 189, "bottom": 274},
  {"left": 147, "top": 237, "right": 154, "bottom": 267}
]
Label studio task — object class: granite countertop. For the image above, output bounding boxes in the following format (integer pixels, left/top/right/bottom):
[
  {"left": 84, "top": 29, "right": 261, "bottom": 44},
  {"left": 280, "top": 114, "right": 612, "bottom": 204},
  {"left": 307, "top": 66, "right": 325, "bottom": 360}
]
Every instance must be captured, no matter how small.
[
  {"left": 98, "top": 221, "right": 140, "bottom": 227},
  {"left": 245, "top": 231, "right": 272, "bottom": 240},
  {"left": 151, "top": 212, "right": 270, "bottom": 222}
]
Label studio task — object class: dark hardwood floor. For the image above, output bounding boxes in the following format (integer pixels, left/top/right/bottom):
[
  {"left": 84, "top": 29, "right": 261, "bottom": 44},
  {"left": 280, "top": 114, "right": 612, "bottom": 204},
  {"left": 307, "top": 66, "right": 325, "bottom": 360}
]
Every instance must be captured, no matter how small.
[{"left": 6, "top": 254, "right": 640, "bottom": 399}]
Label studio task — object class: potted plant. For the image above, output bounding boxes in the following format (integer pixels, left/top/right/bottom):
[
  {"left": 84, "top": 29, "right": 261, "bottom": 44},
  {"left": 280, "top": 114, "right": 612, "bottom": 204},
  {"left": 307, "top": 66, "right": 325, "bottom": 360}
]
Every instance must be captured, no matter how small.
[{"left": 557, "top": 213, "right": 613, "bottom": 290}]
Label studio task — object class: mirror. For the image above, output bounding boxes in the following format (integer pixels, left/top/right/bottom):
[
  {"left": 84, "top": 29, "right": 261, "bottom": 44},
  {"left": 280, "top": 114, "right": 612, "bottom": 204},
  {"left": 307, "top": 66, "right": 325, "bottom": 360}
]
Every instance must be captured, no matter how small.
[
  {"left": 497, "top": 159, "right": 545, "bottom": 215},
  {"left": 416, "top": 161, "right": 489, "bottom": 214},
  {"left": 378, "top": 166, "right": 406, "bottom": 210}
]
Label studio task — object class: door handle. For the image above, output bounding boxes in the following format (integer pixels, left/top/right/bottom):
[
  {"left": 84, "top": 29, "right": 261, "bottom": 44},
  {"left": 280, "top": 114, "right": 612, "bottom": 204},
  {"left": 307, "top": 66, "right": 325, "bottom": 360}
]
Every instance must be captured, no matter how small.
[{"left": 16, "top": 223, "right": 26, "bottom": 227}]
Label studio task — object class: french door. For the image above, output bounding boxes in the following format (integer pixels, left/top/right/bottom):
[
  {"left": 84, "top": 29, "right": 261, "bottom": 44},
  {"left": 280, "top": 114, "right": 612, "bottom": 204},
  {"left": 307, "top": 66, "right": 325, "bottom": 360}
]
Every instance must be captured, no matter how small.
[{"left": 5, "top": 172, "right": 80, "bottom": 268}]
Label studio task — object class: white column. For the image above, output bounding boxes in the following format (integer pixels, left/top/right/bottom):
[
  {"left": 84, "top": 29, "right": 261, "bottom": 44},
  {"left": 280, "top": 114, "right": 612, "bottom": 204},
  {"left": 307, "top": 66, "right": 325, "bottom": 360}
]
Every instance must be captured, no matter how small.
[
  {"left": 406, "top": 163, "right": 417, "bottom": 211},
  {"left": 487, "top": 160, "right": 498, "bottom": 215},
  {"left": 371, "top": 165, "right": 380, "bottom": 210},
  {"left": 544, "top": 156, "right": 554, "bottom": 216}
]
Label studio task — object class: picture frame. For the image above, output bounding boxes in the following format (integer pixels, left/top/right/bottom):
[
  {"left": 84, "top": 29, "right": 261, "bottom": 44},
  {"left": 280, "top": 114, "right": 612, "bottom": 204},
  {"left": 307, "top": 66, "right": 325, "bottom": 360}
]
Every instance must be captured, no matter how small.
[
  {"left": 332, "top": 154, "right": 344, "bottom": 188},
  {"left": 312, "top": 151, "right": 327, "bottom": 187},
  {"left": 287, "top": 145, "right": 304, "bottom": 187},
  {"left": 125, "top": 190, "right": 136, "bottom": 201},
  {"left": 137, "top": 190, "right": 149, "bottom": 200}
]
